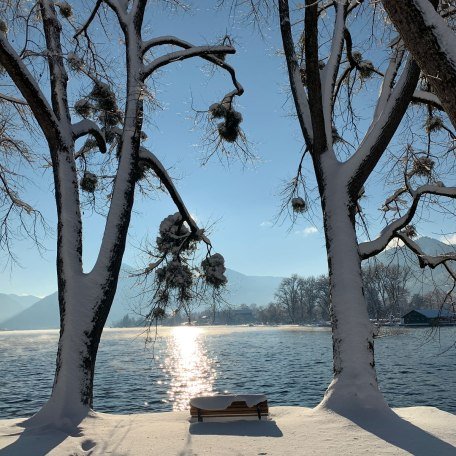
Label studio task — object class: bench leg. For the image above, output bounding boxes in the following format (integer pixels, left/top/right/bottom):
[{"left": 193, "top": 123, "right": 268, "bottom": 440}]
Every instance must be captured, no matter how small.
[
  {"left": 198, "top": 408, "right": 202, "bottom": 423},
  {"left": 257, "top": 405, "right": 261, "bottom": 420}
]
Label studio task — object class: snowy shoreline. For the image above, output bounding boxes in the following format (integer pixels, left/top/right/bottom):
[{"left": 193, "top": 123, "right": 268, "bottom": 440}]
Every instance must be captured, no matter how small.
[{"left": 0, "top": 406, "right": 455, "bottom": 455}]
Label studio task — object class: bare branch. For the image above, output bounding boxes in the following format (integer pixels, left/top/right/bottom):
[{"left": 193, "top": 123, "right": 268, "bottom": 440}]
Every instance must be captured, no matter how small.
[
  {"left": 396, "top": 232, "right": 456, "bottom": 273},
  {"left": 0, "top": 32, "right": 60, "bottom": 143},
  {"left": 138, "top": 146, "right": 201, "bottom": 236},
  {"left": 411, "top": 90, "right": 444, "bottom": 111},
  {"left": 72, "top": 120, "right": 107, "bottom": 153},
  {"left": 321, "top": 0, "right": 347, "bottom": 145},
  {"left": 143, "top": 45, "right": 236, "bottom": 78},
  {"left": 359, "top": 183, "right": 456, "bottom": 259},
  {"left": 39, "top": 0, "right": 71, "bottom": 125},
  {"left": 142, "top": 36, "right": 244, "bottom": 99},
  {"left": 345, "top": 56, "right": 420, "bottom": 196},
  {"left": 278, "top": 0, "right": 313, "bottom": 146},
  {"left": 382, "top": 0, "right": 456, "bottom": 129},
  {"left": 304, "top": 0, "right": 327, "bottom": 154},
  {"left": 74, "top": 0, "right": 103, "bottom": 39},
  {"left": 0, "top": 93, "right": 28, "bottom": 106}
]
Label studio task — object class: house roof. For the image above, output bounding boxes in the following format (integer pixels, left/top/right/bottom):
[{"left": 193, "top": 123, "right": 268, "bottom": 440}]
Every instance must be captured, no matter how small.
[{"left": 404, "top": 308, "right": 456, "bottom": 319}]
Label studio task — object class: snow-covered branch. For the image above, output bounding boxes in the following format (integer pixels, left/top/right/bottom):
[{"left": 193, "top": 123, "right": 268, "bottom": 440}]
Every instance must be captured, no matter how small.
[
  {"left": 142, "top": 36, "right": 195, "bottom": 54},
  {"left": 130, "top": 0, "right": 148, "bottom": 25},
  {"left": 348, "top": 0, "right": 364, "bottom": 13},
  {"left": 103, "top": 0, "right": 128, "bottom": 24},
  {"left": 321, "top": 0, "right": 347, "bottom": 146},
  {"left": 373, "top": 47, "right": 405, "bottom": 122},
  {"left": 143, "top": 45, "right": 236, "bottom": 78},
  {"left": 382, "top": 0, "right": 456, "bottom": 129},
  {"left": 0, "top": 93, "right": 28, "bottom": 106},
  {"left": 303, "top": 0, "right": 327, "bottom": 154},
  {"left": 278, "top": 0, "right": 313, "bottom": 145},
  {"left": 396, "top": 232, "right": 456, "bottom": 276},
  {"left": 359, "top": 183, "right": 456, "bottom": 259},
  {"left": 39, "top": 1, "right": 71, "bottom": 125},
  {"left": 138, "top": 146, "right": 201, "bottom": 237},
  {"left": 345, "top": 56, "right": 420, "bottom": 196},
  {"left": 411, "top": 90, "right": 444, "bottom": 111},
  {"left": 142, "top": 36, "right": 244, "bottom": 101},
  {"left": 72, "top": 120, "right": 106, "bottom": 153}
]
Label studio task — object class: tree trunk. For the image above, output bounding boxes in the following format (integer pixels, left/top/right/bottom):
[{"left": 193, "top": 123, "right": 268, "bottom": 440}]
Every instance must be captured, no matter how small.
[
  {"left": 25, "top": 272, "right": 120, "bottom": 429},
  {"left": 382, "top": 0, "right": 456, "bottom": 129},
  {"left": 316, "top": 182, "right": 389, "bottom": 416},
  {"left": 25, "top": 132, "right": 136, "bottom": 428}
]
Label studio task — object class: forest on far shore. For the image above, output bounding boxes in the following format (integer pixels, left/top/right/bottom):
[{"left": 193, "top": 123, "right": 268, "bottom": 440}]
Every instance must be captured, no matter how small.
[{"left": 114, "top": 263, "right": 452, "bottom": 327}]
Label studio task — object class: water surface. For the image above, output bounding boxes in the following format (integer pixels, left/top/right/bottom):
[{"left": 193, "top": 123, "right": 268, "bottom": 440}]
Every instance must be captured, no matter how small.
[{"left": 0, "top": 326, "right": 455, "bottom": 418}]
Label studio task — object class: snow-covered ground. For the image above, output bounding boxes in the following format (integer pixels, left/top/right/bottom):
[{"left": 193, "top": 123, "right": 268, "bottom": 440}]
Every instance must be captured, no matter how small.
[{"left": 0, "top": 406, "right": 455, "bottom": 455}]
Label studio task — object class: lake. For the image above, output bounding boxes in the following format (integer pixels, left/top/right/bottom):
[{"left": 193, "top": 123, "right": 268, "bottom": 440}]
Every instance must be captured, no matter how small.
[{"left": 1, "top": 325, "right": 455, "bottom": 419}]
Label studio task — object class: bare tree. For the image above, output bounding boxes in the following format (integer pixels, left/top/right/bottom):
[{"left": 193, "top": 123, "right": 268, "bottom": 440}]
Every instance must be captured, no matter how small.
[
  {"left": 314, "top": 274, "right": 330, "bottom": 322},
  {"left": 277, "top": 0, "right": 456, "bottom": 415},
  {"left": 273, "top": 274, "right": 329, "bottom": 323},
  {"left": 275, "top": 274, "right": 301, "bottom": 322},
  {"left": 0, "top": 66, "right": 45, "bottom": 261},
  {"left": 363, "top": 263, "right": 411, "bottom": 320},
  {"left": 382, "top": 0, "right": 456, "bottom": 128},
  {"left": 0, "top": 1, "right": 244, "bottom": 427}
]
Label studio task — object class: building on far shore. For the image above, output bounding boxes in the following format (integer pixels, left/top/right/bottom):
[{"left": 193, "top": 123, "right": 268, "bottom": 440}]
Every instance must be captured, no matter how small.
[{"left": 401, "top": 309, "right": 456, "bottom": 327}]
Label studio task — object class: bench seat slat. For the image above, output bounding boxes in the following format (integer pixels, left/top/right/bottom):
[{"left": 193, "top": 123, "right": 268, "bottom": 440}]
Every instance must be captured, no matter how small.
[{"left": 190, "top": 399, "right": 269, "bottom": 421}]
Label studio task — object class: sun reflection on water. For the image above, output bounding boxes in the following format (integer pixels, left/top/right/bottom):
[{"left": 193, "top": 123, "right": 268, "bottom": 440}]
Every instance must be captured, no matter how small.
[{"left": 164, "top": 326, "right": 216, "bottom": 410}]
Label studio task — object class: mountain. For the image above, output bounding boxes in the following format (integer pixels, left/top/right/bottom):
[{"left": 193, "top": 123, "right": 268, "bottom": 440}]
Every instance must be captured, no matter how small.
[
  {"left": 9, "top": 294, "right": 41, "bottom": 307},
  {"left": 0, "top": 266, "right": 284, "bottom": 330},
  {"left": 0, "top": 293, "right": 40, "bottom": 324},
  {"left": 0, "top": 292, "right": 59, "bottom": 330},
  {"left": 375, "top": 236, "right": 455, "bottom": 293},
  {"left": 224, "top": 269, "right": 283, "bottom": 307}
]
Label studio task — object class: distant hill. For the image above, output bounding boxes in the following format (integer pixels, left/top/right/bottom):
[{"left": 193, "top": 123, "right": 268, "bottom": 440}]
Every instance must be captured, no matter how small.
[
  {"left": 0, "top": 293, "right": 40, "bottom": 324},
  {"left": 9, "top": 294, "right": 40, "bottom": 307},
  {"left": 6, "top": 237, "right": 450, "bottom": 330},
  {"left": 373, "top": 236, "right": 455, "bottom": 293},
  {"left": 0, "top": 266, "right": 284, "bottom": 330},
  {"left": 0, "top": 292, "right": 59, "bottom": 330},
  {"left": 224, "top": 269, "right": 283, "bottom": 307}
]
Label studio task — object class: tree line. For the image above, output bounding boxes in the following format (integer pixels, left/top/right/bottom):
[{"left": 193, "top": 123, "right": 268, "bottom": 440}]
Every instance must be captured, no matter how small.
[
  {"left": 255, "top": 264, "right": 452, "bottom": 325},
  {"left": 115, "top": 262, "right": 454, "bottom": 327}
]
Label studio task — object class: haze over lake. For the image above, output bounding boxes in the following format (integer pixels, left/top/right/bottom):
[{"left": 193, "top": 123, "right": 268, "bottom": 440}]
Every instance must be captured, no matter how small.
[{"left": 1, "top": 326, "right": 455, "bottom": 419}]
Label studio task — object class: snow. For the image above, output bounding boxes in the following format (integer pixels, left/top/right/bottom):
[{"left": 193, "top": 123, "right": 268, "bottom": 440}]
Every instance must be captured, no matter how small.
[
  {"left": 321, "top": 0, "right": 346, "bottom": 147},
  {"left": 190, "top": 394, "right": 267, "bottom": 410},
  {"left": 1, "top": 406, "right": 455, "bottom": 455},
  {"left": 414, "top": 0, "right": 456, "bottom": 69},
  {"left": 201, "top": 253, "right": 227, "bottom": 287}
]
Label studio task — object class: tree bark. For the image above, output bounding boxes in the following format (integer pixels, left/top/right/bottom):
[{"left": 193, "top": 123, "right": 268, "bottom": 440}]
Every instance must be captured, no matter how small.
[
  {"left": 382, "top": 0, "right": 456, "bottom": 129},
  {"left": 26, "top": 267, "right": 125, "bottom": 429},
  {"left": 316, "top": 177, "right": 389, "bottom": 416}
]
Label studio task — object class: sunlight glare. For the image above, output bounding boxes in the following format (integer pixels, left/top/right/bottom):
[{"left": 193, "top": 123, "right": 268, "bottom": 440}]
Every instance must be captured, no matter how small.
[{"left": 165, "top": 327, "right": 216, "bottom": 411}]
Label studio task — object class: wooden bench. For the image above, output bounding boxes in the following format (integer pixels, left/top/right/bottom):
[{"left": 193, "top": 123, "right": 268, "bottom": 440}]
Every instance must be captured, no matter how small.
[{"left": 190, "top": 395, "right": 269, "bottom": 422}]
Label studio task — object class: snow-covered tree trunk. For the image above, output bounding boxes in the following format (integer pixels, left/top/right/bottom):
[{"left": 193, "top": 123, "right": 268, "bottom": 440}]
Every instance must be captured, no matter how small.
[
  {"left": 276, "top": 0, "right": 452, "bottom": 415},
  {"left": 1, "top": 0, "right": 244, "bottom": 428},
  {"left": 317, "top": 181, "right": 387, "bottom": 413},
  {"left": 31, "top": 57, "right": 142, "bottom": 425}
]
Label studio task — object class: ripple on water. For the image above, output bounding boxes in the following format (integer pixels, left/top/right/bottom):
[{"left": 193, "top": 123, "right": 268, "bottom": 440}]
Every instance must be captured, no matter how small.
[{"left": 0, "top": 326, "right": 455, "bottom": 418}]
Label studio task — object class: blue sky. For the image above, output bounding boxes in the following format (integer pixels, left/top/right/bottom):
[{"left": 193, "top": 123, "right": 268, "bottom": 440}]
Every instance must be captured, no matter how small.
[{"left": 0, "top": 2, "right": 454, "bottom": 297}]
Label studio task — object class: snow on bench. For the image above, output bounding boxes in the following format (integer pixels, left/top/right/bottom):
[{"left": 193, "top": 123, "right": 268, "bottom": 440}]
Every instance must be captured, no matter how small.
[{"left": 190, "top": 394, "right": 269, "bottom": 422}]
